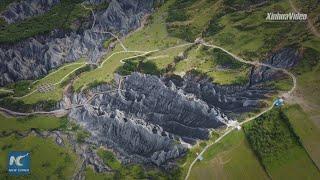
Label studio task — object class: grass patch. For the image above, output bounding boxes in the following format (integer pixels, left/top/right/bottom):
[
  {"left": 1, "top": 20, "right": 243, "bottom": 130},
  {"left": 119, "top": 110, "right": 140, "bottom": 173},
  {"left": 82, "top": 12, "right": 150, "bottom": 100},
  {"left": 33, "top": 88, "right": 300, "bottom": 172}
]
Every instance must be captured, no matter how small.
[
  {"left": 0, "top": 135, "right": 78, "bottom": 179},
  {"left": 121, "top": 0, "right": 186, "bottom": 51},
  {"left": 72, "top": 0, "right": 193, "bottom": 91},
  {"left": 174, "top": 45, "right": 250, "bottom": 85},
  {"left": 266, "top": 77, "right": 293, "bottom": 91},
  {"left": 117, "top": 58, "right": 161, "bottom": 76},
  {"left": 284, "top": 104, "right": 320, "bottom": 169},
  {"left": 166, "top": 0, "right": 197, "bottom": 22},
  {"left": 244, "top": 108, "right": 320, "bottom": 179},
  {"left": 97, "top": 149, "right": 121, "bottom": 170},
  {"left": 6, "top": 80, "right": 32, "bottom": 97},
  {"left": 76, "top": 130, "right": 91, "bottom": 144},
  {"left": 85, "top": 167, "right": 113, "bottom": 180},
  {"left": 190, "top": 130, "right": 268, "bottom": 180},
  {"left": 96, "top": 148, "right": 181, "bottom": 179},
  {"left": 72, "top": 51, "right": 141, "bottom": 91},
  {"left": 0, "top": 114, "right": 65, "bottom": 133},
  {"left": 19, "top": 60, "right": 85, "bottom": 104},
  {"left": 297, "top": 64, "right": 320, "bottom": 108}
]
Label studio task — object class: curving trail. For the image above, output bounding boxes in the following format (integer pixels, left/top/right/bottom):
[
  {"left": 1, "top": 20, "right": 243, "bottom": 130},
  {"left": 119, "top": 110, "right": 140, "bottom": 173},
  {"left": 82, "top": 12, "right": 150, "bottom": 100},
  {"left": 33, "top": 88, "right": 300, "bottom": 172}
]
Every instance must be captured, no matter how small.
[
  {"left": 289, "top": 0, "right": 320, "bottom": 38},
  {"left": 0, "top": 40, "right": 194, "bottom": 117},
  {"left": 91, "top": 30, "right": 128, "bottom": 52},
  {"left": 184, "top": 42, "right": 297, "bottom": 180},
  {"left": 32, "top": 62, "right": 84, "bottom": 85},
  {"left": 81, "top": 3, "right": 128, "bottom": 51},
  {"left": 13, "top": 63, "right": 86, "bottom": 100}
]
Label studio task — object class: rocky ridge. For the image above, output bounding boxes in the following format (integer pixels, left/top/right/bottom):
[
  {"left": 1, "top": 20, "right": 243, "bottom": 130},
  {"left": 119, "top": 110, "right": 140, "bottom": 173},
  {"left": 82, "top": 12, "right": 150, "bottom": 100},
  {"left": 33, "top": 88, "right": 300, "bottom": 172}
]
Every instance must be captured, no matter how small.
[
  {"left": 1, "top": 0, "right": 61, "bottom": 24},
  {"left": 68, "top": 73, "right": 224, "bottom": 166},
  {"left": 67, "top": 46, "right": 301, "bottom": 167},
  {"left": 0, "top": 0, "right": 159, "bottom": 86}
]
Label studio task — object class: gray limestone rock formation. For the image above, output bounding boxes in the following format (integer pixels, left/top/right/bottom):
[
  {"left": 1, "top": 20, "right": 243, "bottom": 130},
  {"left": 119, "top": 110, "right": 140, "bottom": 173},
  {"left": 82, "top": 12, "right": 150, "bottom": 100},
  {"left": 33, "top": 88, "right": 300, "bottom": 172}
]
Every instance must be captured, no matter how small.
[
  {"left": 1, "top": 0, "right": 61, "bottom": 24},
  {"left": 0, "top": 0, "right": 158, "bottom": 86},
  {"left": 249, "top": 47, "right": 301, "bottom": 85},
  {"left": 69, "top": 73, "right": 227, "bottom": 166}
]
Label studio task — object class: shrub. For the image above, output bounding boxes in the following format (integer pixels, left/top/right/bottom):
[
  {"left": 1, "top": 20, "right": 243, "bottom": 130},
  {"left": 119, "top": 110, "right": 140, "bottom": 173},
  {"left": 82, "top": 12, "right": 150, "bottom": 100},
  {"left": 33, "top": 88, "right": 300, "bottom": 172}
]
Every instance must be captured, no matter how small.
[{"left": 210, "top": 48, "right": 243, "bottom": 69}]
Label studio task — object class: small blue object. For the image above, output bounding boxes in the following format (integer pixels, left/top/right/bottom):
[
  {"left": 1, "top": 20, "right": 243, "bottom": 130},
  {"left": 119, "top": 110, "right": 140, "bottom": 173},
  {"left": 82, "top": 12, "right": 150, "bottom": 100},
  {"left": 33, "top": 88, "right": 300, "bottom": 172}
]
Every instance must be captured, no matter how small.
[
  {"left": 198, "top": 155, "right": 204, "bottom": 161},
  {"left": 274, "top": 98, "right": 284, "bottom": 107},
  {"left": 8, "top": 151, "right": 30, "bottom": 175}
]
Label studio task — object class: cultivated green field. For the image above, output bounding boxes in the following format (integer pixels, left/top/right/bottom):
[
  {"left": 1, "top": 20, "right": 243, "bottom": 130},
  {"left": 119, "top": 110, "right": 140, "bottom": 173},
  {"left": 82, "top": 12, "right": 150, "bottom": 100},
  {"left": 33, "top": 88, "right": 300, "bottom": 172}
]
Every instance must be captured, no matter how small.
[
  {"left": 244, "top": 108, "right": 320, "bottom": 179},
  {"left": 189, "top": 130, "right": 268, "bottom": 180},
  {"left": 0, "top": 135, "right": 78, "bottom": 179},
  {"left": 284, "top": 104, "right": 320, "bottom": 169}
]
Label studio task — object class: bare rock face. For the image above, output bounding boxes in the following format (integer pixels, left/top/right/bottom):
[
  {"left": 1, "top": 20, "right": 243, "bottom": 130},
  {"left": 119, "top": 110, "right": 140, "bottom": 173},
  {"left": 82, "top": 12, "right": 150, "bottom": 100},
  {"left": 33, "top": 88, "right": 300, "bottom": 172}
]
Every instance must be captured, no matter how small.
[
  {"left": 249, "top": 47, "right": 301, "bottom": 85},
  {"left": 1, "top": 0, "right": 61, "bottom": 24},
  {"left": 0, "top": 0, "right": 158, "bottom": 86},
  {"left": 69, "top": 73, "right": 227, "bottom": 166},
  {"left": 167, "top": 74, "right": 270, "bottom": 116},
  {"left": 68, "top": 46, "right": 298, "bottom": 166}
]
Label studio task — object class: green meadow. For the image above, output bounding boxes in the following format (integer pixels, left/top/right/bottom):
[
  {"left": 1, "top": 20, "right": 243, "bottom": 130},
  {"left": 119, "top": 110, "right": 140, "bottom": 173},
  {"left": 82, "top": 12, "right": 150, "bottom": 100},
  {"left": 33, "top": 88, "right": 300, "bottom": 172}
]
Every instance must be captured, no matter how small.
[
  {"left": 0, "top": 135, "right": 78, "bottom": 179},
  {"left": 0, "top": 114, "right": 65, "bottom": 133},
  {"left": 244, "top": 108, "right": 320, "bottom": 179},
  {"left": 189, "top": 130, "right": 268, "bottom": 180}
]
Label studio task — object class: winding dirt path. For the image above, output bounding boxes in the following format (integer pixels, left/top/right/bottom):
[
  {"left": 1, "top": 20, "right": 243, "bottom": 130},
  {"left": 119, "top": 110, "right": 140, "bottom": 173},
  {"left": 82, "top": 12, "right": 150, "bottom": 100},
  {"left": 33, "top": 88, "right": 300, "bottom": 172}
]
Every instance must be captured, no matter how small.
[
  {"left": 184, "top": 41, "right": 297, "bottom": 180},
  {"left": 289, "top": 0, "right": 320, "bottom": 38}
]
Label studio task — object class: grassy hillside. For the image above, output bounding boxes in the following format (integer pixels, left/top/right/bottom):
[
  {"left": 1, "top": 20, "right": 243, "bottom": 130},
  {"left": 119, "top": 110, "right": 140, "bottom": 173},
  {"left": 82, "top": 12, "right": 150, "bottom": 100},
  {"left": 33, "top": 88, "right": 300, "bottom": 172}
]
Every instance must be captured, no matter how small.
[
  {"left": 0, "top": 114, "right": 66, "bottom": 133},
  {"left": 284, "top": 105, "right": 320, "bottom": 169},
  {"left": 244, "top": 108, "right": 320, "bottom": 179},
  {"left": 173, "top": 44, "right": 250, "bottom": 85},
  {"left": 165, "top": 0, "right": 317, "bottom": 62},
  {"left": 72, "top": 0, "right": 193, "bottom": 91},
  {"left": 0, "top": 0, "right": 92, "bottom": 43},
  {"left": 91, "top": 148, "right": 180, "bottom": 179},
  {"left": 189, "top": 130, "right": 268, "bottom": 180},
  {"left": 0, "top": 135, "right": 78, "bottom": 179},
  {"left": 20, "top": 60, "right": 86, "bottom": 104},
  {"left": 0, "top": 60, "right": 87, "bottom": 109}
]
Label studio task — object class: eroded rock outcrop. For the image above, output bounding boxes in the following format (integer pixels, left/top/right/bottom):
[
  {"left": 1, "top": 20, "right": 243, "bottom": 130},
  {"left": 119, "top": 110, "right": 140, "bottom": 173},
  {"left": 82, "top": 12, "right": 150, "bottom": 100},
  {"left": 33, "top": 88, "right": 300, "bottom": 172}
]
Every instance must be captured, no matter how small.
[
  {"left": 1, "top": 0, "right": 61, "bottom": 24},
  {"left": 0, "top": 0, "right": 158, "bottom": 86},
  {"left": 249, "top": 47, "right": 301, "bottom": 85},
  {"left": 69, "top": 73, "right": 227, "bottom": 166}
]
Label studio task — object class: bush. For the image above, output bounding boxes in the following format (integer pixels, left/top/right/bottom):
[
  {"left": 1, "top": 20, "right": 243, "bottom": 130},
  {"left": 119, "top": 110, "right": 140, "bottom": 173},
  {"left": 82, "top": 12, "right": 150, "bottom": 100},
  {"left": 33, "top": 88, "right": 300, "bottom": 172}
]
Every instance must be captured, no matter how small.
[
  {"left": 204, "top": 14, "right": 225, "bottom": 37},
  {"left": 0, "top": 97, "right": 32, "bottom": 112},
  {"left": 117, "top": 60, "right": 160, "bottom": 76},
  {"left": 76, "top": 130, "right": 90, "bottom": 143},
  {"left": 7, "top": 80, "right": 32, "bottom": 97},
  {"left": 167, "top": 25, "right": 199, "bottom": 42},
  {"left": 166, "top": 0, "right": 197, "bottom": 22},
  {"left": 294, "top": 47, "right": 320, "bottom": 74},
  {"left": 210, "top": 48, "right": 243, "bottom": 69}
]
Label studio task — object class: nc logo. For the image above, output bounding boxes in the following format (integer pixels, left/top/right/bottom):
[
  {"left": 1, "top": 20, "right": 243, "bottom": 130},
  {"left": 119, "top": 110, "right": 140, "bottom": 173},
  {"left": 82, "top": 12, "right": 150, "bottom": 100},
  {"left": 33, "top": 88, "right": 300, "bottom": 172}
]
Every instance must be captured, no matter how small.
[
  {"left": 8, "top": 151, "right": 30, "bottom": 175},
  {"left": 9, "top": 153, "right": 29, "bottom": 166}
]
